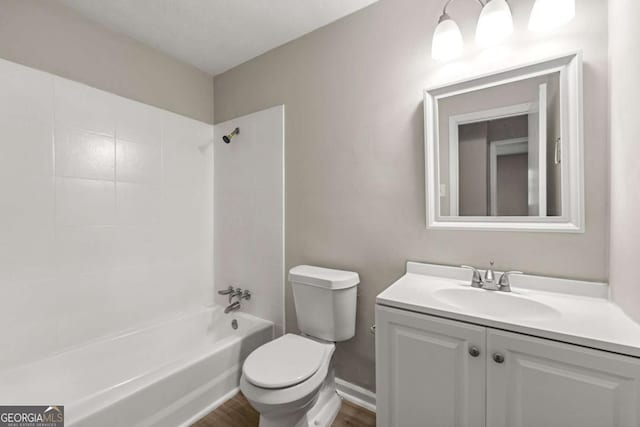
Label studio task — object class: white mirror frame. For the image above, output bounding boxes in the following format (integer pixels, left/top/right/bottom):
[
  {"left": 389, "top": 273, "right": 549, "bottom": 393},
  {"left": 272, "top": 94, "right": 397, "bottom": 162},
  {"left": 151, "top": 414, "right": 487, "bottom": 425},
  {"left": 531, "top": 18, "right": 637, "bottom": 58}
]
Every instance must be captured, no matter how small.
[{"left": 424, "top": 52, "right": 584, "bottom": 233}]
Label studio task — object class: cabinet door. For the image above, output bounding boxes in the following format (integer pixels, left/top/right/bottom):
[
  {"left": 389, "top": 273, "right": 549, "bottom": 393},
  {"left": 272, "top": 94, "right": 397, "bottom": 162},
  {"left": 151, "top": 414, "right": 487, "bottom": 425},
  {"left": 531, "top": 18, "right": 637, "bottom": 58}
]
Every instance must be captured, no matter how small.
[
  {"left": 376, "top": 305, "right": 486, "bottom": 427},
  {"left": 487, "top": 329, "right": 640, "bottom": 427}
]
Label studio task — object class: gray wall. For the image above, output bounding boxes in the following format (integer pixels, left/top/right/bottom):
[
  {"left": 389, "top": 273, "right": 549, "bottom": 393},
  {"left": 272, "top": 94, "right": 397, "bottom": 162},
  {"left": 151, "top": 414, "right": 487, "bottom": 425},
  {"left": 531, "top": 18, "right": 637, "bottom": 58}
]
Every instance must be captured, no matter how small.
[
  {"left": 0, "top": 0, "right": 214, "bottom": 124},
  {"left": 610, "top": 0, "right": 640, "bottom": 323},
  {"left": 214, "top": 0, "right": 608, "bottom": 392}
]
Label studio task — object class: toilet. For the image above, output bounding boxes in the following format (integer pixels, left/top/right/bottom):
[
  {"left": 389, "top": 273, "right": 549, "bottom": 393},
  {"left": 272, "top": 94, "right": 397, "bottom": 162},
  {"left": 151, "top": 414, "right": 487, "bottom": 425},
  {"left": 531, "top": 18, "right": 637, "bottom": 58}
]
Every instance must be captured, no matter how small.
[{"left": 240, "top": 265, "right": 359, "bottom": 427}]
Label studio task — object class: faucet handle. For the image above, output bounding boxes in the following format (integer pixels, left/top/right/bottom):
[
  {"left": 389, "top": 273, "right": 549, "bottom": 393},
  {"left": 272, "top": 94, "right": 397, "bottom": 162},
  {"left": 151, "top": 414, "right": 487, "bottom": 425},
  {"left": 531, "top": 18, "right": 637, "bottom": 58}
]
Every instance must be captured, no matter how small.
[
  {"left": 497, "top": 271, "right": 523, "bottom": 292},
  {"left": 461, "top": 265, "right": 483, "bottom": 288},
  {"left": 217, "top": 285, "right": 234, "bottom": 295}
]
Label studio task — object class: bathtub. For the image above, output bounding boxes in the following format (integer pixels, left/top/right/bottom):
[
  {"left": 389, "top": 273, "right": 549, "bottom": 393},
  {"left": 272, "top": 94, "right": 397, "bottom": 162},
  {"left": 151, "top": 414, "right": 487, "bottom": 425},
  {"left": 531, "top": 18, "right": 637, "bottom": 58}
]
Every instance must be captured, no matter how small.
[{"left": 0, "top": 306, "right": 273, "bottom": 427}]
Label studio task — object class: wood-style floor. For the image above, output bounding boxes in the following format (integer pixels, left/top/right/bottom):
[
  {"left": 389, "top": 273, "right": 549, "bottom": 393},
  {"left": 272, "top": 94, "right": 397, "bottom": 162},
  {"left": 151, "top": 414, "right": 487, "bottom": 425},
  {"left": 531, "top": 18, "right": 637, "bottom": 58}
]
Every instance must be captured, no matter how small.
[{"left": 192, "top": 392, "right": 376, "bottom": 427}]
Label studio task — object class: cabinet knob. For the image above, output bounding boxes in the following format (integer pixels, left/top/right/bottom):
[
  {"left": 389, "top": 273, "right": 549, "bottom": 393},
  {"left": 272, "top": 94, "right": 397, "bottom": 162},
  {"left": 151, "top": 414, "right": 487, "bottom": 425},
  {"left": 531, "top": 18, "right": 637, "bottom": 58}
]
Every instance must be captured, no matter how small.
[
  {"left": 469, "top": 346, "right": 481, "bottom": 357},
  {"left": 492, "top": 352, "right": 505, "bottom": 364}
]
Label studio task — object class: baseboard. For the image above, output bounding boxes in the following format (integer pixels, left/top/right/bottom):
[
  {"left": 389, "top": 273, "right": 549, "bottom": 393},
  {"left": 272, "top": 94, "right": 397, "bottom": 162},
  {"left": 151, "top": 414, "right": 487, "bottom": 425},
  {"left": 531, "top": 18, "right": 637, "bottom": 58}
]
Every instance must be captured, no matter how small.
[
  {"left": 335, "top": 378, "right": 376, "bottom": 413},
  {"left": 179, "top": 378, "right": 375, "bottom": 424}
]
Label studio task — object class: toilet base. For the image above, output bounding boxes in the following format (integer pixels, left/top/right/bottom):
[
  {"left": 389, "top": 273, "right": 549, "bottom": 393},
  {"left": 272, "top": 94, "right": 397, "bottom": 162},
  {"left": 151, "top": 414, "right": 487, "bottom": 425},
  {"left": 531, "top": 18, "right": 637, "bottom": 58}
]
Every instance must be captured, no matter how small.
[{"left": 258, "top": 367, "right": 342, "bottom": 427}]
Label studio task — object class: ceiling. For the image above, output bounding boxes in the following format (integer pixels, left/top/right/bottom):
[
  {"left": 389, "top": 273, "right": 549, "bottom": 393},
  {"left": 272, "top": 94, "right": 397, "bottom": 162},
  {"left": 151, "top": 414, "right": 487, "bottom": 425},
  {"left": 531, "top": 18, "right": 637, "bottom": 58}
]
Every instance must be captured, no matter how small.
[{"left": 56, "top": 0, "right": 379, "bottom": 75}]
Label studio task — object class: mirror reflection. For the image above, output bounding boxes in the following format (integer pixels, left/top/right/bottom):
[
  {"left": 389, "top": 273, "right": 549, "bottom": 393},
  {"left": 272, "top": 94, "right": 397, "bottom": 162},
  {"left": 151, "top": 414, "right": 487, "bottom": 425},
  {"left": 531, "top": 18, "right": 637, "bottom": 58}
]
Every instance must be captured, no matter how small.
[{"left": 438, "top": 72, "right": 562, "bottom": 217}]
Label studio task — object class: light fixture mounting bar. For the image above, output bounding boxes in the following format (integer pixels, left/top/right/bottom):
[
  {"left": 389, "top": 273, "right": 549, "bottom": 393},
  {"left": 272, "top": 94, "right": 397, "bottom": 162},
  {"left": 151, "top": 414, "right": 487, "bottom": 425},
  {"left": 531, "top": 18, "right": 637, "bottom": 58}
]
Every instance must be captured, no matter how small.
[{"left": 441, "top": 0, "right": 486, "bottom": 16}]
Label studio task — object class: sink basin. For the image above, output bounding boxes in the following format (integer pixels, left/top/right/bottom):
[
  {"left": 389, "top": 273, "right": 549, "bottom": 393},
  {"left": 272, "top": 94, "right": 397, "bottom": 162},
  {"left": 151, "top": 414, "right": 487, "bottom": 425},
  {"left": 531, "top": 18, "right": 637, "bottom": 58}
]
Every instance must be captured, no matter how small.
[{"left": 433, "top": 288, "right": 560, "bottom": 320}]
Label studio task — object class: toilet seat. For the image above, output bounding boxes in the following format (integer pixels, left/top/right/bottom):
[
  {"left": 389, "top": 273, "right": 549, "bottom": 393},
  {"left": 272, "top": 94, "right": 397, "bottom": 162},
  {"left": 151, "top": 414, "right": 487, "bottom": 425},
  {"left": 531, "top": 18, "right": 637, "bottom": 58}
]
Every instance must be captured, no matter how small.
[
  {"left": 243, "top": 334, "right": 326, "bottom": 389},
  {"left": 240, "top": 336, "right": 335, "bottom": 409}
]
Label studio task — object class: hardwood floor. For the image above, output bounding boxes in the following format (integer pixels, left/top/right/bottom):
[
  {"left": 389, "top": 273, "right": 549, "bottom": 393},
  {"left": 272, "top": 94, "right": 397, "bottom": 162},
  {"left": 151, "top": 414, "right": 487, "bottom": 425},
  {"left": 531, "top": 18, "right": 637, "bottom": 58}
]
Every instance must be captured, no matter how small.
[
  {"left": 192, "top": 393, "right": 258, "bottom": 427},
  {"left": 192, "top": 392, "right": 376, "bottom": 427},
  {"left": 331, "top": 397, "right": 376, "bottom": 427}
]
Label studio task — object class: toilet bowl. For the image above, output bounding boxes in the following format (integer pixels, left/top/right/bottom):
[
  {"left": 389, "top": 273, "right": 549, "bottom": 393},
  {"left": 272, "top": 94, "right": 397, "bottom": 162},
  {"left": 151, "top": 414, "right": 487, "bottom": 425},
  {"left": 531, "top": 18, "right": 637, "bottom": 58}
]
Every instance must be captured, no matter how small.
[
  {"left": 240, "top": 334, "right": 340, "bottom": 427},
  {"left": 240, "top": 265, "right": 359, "bottom": 427}
]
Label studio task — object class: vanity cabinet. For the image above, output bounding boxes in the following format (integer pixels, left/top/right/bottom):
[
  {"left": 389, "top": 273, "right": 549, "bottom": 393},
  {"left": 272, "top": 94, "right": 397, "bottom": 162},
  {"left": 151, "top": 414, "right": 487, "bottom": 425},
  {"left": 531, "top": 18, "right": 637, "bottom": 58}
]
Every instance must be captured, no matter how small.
[
  {"left": 375, "top": 305, "right": 487, "bottom": 427},
  {"left": 487, "top": 329, "right": 640, "bottom": 427},
  {"left": 376, "top": 305, "right": 640, "bottom": 427}
]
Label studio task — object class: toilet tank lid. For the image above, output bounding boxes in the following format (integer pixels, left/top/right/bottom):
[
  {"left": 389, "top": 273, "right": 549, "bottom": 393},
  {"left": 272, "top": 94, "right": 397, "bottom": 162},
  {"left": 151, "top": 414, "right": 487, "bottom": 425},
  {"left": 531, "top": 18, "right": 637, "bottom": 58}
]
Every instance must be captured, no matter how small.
[{"left": 289, "top": 265, "right": 359, "bottom": 290}]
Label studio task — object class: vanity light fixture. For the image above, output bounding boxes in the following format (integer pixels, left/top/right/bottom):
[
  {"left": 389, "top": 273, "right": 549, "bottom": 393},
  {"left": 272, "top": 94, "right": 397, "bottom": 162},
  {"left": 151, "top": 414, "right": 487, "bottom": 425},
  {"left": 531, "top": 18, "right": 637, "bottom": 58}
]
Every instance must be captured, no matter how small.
[
  {"left": 475, "top": 0, "right": 514, "bottom": 47},
  {"left": 432, "top": 2, "right": 464, "bottom": 61},
  {"left": 529, "top": 0, "right": 576, "bottom": 32},
  {"left": 431, "top": 0, "right": 574, "bottom": 62}
]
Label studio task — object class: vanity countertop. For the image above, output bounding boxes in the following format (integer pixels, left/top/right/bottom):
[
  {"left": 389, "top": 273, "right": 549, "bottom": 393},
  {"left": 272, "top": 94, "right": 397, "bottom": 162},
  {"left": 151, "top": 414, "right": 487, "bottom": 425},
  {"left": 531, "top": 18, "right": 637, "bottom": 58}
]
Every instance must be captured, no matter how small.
[{"left": 377, "top": 262, "right": 640, "bottom": 358}]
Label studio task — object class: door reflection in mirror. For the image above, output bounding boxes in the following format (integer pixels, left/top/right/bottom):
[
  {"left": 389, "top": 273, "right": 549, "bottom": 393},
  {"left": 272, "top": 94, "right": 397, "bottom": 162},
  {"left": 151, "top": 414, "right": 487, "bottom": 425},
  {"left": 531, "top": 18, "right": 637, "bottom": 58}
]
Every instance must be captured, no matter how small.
[{"left": 438, "top": 72, "right": 561, "bottom": 218}]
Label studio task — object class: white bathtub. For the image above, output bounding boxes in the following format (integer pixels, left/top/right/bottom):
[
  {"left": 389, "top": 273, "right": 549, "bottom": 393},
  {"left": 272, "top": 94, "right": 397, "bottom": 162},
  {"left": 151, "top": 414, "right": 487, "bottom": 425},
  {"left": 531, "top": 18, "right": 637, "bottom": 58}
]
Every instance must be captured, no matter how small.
[{"left": 0, "top": 307, "right": 273, "bottom": 427}]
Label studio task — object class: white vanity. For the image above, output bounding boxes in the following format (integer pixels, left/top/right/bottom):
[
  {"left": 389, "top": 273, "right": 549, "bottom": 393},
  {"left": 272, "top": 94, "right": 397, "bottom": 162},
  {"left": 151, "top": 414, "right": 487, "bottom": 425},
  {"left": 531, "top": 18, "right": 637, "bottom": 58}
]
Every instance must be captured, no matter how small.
[{"left": 375, "top": 262, "right": 640, "bottom": 427}]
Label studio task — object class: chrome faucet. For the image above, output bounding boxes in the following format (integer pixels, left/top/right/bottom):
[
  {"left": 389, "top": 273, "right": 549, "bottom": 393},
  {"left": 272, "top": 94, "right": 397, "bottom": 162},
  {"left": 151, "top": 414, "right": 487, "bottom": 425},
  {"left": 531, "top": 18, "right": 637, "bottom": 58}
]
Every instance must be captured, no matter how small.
[
  {"left": 218, "top": 285, "right": 235, "bottom": 303},
  {"left": 496, "top": 270, "right": 522, "bottom": 292},
  {"left": 217, "top": 285, "right": 234, "bottom": 295},
  {"left": 218, "top": 286, "right": 249, "bottom": 303},
  {"left": 224, "top": 301, "right": 241, "bottom": 314},
  {"left": 481, "top": 261, "right": 498, "bottom": 291},
  {"left": 218, "top": 286, "right": 252, "bottom": 312},
  {"left": 229, "top": 287, "right": 243, "bottom": 300},
  {"left": 461, "top": 265, "right": 484, "bottom": 288},
  {"left": 462, "top": 263, "right": 522, "bottom": 293},
  {"left": 229, "top": 287, "right": 251, "bottom": 302}
]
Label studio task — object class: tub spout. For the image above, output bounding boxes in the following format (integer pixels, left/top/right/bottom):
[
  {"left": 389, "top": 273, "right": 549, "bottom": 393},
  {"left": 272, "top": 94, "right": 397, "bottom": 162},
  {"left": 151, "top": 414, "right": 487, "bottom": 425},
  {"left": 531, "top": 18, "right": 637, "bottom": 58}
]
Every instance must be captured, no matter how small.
[{"left": 225, "top": 301, "right": 241, "bottom": 314}]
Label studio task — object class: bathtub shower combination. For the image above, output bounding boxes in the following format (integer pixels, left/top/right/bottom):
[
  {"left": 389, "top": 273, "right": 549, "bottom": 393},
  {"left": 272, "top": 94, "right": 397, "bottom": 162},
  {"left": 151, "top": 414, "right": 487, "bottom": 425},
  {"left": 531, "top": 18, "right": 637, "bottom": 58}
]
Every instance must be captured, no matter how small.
[
  {"left": 0, "top": 56, "right": 283, "bottom": 426},
  {"left": 0, "top": 308, "right": 272, "bottom": 427}
]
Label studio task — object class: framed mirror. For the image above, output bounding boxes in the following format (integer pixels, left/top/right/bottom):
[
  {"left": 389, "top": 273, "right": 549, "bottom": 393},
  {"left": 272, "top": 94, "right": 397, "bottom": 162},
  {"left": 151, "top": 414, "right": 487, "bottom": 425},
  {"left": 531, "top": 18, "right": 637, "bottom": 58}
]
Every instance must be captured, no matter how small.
[{"left": 424, "top": 53, "right": 584, "bottom": 232}]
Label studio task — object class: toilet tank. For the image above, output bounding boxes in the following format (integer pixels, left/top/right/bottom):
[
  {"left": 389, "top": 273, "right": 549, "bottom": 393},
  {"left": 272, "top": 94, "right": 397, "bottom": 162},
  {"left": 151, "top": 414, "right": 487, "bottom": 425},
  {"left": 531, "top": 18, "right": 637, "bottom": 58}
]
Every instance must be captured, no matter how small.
[{"left": 289, "top": 265, "right": 359, "bottom": 342}]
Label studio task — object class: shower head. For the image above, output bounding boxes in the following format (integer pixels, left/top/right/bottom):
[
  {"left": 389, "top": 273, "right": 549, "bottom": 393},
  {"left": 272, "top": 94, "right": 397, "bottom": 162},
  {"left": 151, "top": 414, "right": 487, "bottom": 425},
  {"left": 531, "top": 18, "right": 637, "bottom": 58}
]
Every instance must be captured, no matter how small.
[{"left": 223, "top": 127, "right": 240, "bottom": 144}]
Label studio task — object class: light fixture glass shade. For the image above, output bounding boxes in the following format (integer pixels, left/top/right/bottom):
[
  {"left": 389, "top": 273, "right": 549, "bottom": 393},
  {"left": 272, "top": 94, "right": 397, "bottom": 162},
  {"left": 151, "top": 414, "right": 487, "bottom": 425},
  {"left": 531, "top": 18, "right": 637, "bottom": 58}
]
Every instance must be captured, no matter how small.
[
  {"left": 475, "top": 0, "right": 514, "bottom": 47},
  {"left": 528, "top": 0, "right": 575, "bottom": 32},
  {"left": 432, "top": 15, "right": 464, "bottom": 61}
]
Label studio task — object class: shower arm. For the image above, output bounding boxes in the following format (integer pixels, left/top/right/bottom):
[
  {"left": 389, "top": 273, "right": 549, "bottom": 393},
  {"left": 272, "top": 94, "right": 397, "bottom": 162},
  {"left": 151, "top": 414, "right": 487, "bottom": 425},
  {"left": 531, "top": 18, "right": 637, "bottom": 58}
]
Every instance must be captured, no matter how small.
[{"left": 222, "top": 127, "right": 240, "bottom": 143}]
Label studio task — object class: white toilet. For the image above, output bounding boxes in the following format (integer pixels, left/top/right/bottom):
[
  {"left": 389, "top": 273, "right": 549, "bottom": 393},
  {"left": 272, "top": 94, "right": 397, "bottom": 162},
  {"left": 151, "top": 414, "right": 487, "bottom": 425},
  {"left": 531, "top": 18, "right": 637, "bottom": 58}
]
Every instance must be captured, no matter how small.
[{"left": 240, "top": 265, "right": 359, "bottom": 427}]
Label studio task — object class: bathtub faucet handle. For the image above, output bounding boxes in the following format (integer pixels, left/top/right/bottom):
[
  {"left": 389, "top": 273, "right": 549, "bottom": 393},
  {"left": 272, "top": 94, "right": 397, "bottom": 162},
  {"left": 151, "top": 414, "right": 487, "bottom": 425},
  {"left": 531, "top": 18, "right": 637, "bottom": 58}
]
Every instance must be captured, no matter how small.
[
  {"left": 217, "top": 285, "right": 234, "bottom": 295},
  {"left": 240, "top": 290, "right": 251, "bottom": 300}
]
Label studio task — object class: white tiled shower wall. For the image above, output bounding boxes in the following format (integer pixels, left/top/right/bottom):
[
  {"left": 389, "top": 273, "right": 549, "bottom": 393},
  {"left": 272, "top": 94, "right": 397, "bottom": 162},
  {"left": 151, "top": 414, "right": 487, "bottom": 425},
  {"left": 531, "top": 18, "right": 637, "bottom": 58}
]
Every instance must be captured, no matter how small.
[
  {"left": 0, "top": 58, "right": 214, "bottom": 370},
  {"left": 214, "top": 106, "right": 284, "bottom": 336}
]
